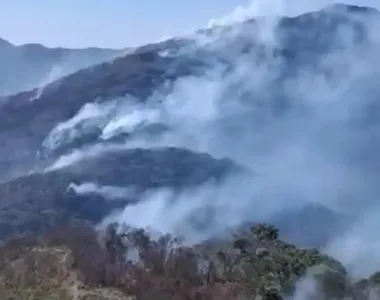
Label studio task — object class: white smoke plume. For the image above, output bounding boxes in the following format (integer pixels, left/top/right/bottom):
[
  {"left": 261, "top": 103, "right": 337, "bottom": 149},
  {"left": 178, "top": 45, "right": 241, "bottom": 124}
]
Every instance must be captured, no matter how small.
[
  {"left": 290, "top": 275, "right": 319, "bottom": 300},
  {"left": 30, "top": 64, "right": 64, "bottom": 101},
  {"left": 39, "top": 0, "right": 380, "bottom": 286},
  {"left": 68, "top": 182, "right": 137, "bottom": 200}
]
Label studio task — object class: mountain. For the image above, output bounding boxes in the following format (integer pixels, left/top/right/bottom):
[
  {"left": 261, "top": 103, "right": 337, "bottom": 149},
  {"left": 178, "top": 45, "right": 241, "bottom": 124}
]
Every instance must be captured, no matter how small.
[
  {"left": 0, "top": 3, "right": 379, "bottom": 250},
  {"left": 2, "top": 3, "right": 380, "bottom": 299},
  {"left": 0, "top": 4, "right": 376, "bottom": 170},
  {"left": 0, "top": 38, "right": 125, "bottom": 96}
]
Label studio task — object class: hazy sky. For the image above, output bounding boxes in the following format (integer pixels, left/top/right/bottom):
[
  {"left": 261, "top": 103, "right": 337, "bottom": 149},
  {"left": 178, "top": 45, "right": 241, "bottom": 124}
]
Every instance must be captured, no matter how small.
[{"left": 0, "top": 0, "right": 379, "bottom": 49}]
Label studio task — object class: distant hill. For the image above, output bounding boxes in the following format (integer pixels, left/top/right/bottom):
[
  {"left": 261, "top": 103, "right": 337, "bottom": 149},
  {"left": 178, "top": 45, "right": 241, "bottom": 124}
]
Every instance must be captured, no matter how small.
[{"left": 0, "top": 38, "right": 125, "bottom": 95}]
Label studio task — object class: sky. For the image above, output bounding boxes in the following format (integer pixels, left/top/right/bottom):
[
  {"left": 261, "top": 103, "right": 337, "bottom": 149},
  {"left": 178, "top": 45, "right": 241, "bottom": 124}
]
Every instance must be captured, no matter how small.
[{"left": 0, "top": 0, "right": 379, "bottom": 49}]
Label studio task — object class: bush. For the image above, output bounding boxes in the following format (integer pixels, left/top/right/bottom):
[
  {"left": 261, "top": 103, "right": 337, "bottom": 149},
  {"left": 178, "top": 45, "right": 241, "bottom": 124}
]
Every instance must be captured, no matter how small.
[{"left": 0, "top": 222, "right": 356, "bottom": 300}]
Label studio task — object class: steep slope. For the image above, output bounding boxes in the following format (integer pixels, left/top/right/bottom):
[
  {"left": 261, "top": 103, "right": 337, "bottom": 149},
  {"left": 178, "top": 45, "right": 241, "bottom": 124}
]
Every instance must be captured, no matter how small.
[
  {"left": 0, "top": 38, "right": 125, "bottom": 96},
  {"left": 0, "top": 147, "right": 239, "bottom": 239},
  {"left": 0, "top": 4, "right": 378, "bottom": 248},
  {"left": 0, "top": 4, "right": 377, "bottom": 175}
]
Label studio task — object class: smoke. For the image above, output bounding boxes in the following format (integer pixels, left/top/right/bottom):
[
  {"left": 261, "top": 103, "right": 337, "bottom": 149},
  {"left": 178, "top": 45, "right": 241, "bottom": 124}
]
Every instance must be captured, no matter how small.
[
  {"left": 42, "top": 102, "right": 109, "bottom": 151},
  {"left": 30, "top": 64, "right": 64, "bottom": 101},
  {"left": 68, "top": 182, "right": 137, "bottom": 200},
  {"left": 290, "top": 275, "right": 319, "bottom": 300},
  {"left": 99, "top": 173, "right": 310, "bottom": 245},
  {"left": 208, "top": 0, "right": 284, "bottom": 28},
  {"left": 326, "top": 208, "right": 380, "bottom": 278},
  {"left": 37, "top": 0, "right": 380, "bottom": 284}
]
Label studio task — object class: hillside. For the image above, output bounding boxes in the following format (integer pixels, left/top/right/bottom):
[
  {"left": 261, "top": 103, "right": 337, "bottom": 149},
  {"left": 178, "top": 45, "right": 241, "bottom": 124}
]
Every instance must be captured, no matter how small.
[
  {"left": 0, "top": 4, "right": 376, "bottom": 248},
  {"left": 0, "top": 3, "right": 377, "bottom": 169},
  {"left": 0, "top": 38, "right": 124, "bottom": 96},
  {"left": 1, "top": 223, "right": 380, "bottom": 300},
  {"left": 0, "top": 4, "right": 380, "bottom": 299},
  {"left": 0, "top": 147, "right": 239, "bottom": 239}
]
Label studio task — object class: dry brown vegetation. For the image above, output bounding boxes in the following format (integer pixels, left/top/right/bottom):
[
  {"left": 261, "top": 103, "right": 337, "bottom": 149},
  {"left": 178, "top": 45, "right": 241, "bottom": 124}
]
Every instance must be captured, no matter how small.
[{"left": 0, "top": 222, "right": 379, "bottom": 300}]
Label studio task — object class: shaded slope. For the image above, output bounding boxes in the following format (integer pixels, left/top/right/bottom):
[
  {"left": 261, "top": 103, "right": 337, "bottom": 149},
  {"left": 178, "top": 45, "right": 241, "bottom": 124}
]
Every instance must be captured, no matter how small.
[{"left": 0, "top": 147, "right": 238, "bottom": 239}]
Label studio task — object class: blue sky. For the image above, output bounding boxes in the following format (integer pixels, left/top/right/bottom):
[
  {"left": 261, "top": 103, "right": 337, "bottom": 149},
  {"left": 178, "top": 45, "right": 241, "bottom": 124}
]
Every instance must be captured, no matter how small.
[
  {"left": 0, "top": 0, "right": 379, "bottom": 49},
  {"left": 0, "top": 0, "right": 252, "bottom": 48}
]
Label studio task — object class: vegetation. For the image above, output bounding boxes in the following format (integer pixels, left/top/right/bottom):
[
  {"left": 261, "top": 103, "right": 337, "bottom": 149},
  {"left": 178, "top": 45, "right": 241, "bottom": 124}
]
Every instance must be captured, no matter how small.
[{"left": 0, "top": 222, "right": 378, "bottom": 300}]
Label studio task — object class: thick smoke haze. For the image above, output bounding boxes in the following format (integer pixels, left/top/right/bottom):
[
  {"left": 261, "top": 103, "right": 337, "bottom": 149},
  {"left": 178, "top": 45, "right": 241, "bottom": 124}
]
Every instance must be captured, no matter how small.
[{"left": 40, "top": 0, "right": 380, "bottom": 283}]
